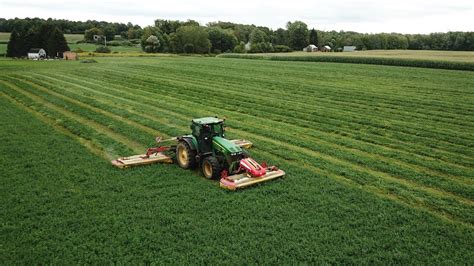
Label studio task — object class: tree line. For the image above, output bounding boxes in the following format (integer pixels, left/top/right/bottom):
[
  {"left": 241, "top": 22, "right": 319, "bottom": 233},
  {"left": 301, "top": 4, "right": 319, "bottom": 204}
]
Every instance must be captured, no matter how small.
[
  {"left": 6, "top": 23, "right": 69, "bottom": 58},
  {"left": 2, "top": 17, "right": 473, "bottom": 56}
]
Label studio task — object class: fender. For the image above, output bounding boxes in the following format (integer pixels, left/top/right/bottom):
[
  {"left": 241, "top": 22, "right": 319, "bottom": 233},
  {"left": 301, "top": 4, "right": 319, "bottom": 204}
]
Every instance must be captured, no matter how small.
[{"left": 178, "top": 135, "right": 198, "bottom": 153}]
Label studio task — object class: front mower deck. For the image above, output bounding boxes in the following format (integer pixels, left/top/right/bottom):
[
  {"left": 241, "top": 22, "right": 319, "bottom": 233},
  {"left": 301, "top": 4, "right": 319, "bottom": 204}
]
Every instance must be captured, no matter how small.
[{"left": 220, "top": 168, "right": 286, "bottom": 190}]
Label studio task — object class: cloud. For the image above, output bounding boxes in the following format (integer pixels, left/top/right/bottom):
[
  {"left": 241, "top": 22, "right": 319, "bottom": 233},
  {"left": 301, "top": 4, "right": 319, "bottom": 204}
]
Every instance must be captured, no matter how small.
[{"left": 1, "top": 0, "right": 473, "bottom": 33}]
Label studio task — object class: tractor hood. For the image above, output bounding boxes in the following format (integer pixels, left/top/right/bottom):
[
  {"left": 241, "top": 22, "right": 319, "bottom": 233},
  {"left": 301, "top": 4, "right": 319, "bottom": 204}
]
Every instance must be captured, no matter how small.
[{"left": 212, "top": 136, "right": 243, "bottom": 154}]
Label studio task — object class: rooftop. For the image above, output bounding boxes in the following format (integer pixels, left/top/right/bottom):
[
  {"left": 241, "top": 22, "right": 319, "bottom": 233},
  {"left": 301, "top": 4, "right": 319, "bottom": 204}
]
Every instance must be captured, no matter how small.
[{"left": 192, "top": 117, "right": 223, "bottom": 125}]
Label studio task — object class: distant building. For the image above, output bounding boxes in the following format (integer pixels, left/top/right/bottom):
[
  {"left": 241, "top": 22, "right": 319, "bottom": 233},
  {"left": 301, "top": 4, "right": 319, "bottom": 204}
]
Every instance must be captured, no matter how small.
[
  {"left": 63, "top": 51, "right": 78, "bottom": 60},
  {"left": 303, "top": 44, "right": 318, "bottom": 52},
  {"left": 245, "top": 42, "right": 251, "bottom": 51},
  {"left": 28, "top": 48, "right": 46, "bottom": 59},
  {"left": 343, "top": 46, "right": 357, "bottom": 52},
  {"left": 320, "top": 45, "right": 332, "bottom": 52}
]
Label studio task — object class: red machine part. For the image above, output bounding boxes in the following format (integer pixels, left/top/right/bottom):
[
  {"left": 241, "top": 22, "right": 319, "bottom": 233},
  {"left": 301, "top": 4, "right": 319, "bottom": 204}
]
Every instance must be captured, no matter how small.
[
  {"left": 239, "top": 157, "right": 267, "bottom": 177},
  {"left": 142, "top": 146, "right": 170, "bottom": 158}
]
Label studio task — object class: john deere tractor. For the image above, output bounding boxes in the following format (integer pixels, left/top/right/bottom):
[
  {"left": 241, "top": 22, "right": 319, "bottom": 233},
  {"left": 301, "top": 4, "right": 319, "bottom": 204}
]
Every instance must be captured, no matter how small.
[
  {"left": 175, "top": 117, "right": 247, "bottom": 179},
  {"left": 112, "top": 117, "right": 285, "bottom": 190}
]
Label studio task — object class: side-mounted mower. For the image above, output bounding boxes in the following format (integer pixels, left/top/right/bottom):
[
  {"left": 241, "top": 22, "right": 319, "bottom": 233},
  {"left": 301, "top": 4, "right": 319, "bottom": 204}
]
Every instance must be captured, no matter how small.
[{"left": 112, "top": 117, "right": 285, "bottom": 190}]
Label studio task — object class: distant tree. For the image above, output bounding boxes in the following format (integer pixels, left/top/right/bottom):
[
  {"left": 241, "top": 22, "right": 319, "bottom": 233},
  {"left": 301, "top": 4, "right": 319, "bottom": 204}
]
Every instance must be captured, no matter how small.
[
  {"left": 207, "top": 27, "right": 237, "bottom": 53},
  {"left": 46, "top": 27, "right": 70, "bottom": 57},
  {"left": 287, "top": 21, "right": 309, "bottom": 50},
  {"left": 249, "top": 28, "right": 267, "bottom": 44},
  {"left": 248, "top": 42, "right": 273, "bottom": 53},
  {"left": 101, "top": 25, "right": 116, "bottom": 41},
  {"left": 175, "top": 26, "right": 211, "bottom": 53},
  {"left": 309, "top": 28, "right": 319, "bottom": 46},
  {"left": 155, "top": 19, "right": 181, "bottom": 34},
  {"left": 126, "top": 28, "right": 142, "bottom": 39},
  {"left": 84, "top": 27, "right": 102, "bottom": 41},
  {"left": 233, "top": 41, "right": 246, "bottom": 53},
  {"left": 140, "top": 26, "right": 165, "bottom": 52},
  {"left": 6, "top": 29, "right": 21, "bottom": 57},
  {"left": 272, "top": 28, "right": 288, "bottom": 45},
  {"left": 144, "top": 35, "right": 160, "bottom": 53},
  {"left": 233, "top": 24, "right": 254, "bottom": 43}
]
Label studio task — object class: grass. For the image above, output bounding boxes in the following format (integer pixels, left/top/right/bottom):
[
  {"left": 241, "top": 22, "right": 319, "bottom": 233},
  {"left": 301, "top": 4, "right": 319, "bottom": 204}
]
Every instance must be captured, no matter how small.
[
  {"left": 0, "top": 32, "right": 10, "bottom": 42},
  {"left": 0, "top": 57, "right": 473, "bottom": 263}
]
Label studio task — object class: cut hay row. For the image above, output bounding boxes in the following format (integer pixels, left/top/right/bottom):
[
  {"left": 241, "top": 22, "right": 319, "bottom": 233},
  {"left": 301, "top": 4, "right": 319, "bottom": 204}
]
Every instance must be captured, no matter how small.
[
  {"left": 49, "top": 69, "right": 473, "bottom": 167},
  {"left": 128, "top": 61, "right": 474, "bottom": 111},
  {"left": 99, "top": 65, "right": 474, "bottom": 135},
  {"left": 85, "top": 65, "right": 473, "bottom": 149},
  {"left": 105, "top": 63, "right": 474, "bottom": 122},
  {"left": 26, "top": 71, "right": 474, "bottom": 189}
]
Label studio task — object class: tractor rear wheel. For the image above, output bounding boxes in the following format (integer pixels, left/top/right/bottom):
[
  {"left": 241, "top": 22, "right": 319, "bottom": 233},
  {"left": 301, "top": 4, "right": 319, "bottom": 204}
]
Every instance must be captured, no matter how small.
[
  {"left": 202, "top": 156, "right": 221, "bottom": 179},
  {"left": 176, "top": 141, "right": 196, "bottom": 169}
]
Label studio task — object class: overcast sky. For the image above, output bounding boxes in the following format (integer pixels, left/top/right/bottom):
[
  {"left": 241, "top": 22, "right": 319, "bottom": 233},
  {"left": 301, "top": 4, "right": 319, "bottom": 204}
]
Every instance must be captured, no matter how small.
[{"left": 1, "top": 0, "right": 473, "bottom": 33}]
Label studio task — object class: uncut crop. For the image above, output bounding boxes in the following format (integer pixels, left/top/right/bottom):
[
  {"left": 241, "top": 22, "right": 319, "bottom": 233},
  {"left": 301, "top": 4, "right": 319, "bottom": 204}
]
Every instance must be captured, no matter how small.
[
  {"left": 1, "top": 57, "right": 473, "bottom": 263},
  {"left": 218, "top": 53, "right": 474, "bottom": 71}
]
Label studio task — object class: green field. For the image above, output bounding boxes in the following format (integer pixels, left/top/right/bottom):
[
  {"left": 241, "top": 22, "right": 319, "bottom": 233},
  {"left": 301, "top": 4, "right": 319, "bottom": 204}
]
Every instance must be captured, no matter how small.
[{"left": 0, "top": 57, "right": 473, "bottom": 263}]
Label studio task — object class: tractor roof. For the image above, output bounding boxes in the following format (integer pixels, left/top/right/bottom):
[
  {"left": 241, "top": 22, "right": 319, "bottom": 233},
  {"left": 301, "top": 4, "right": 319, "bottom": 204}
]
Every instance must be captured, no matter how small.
[{"left": 192, "top": 117, "right": 223, "bottom": 125}]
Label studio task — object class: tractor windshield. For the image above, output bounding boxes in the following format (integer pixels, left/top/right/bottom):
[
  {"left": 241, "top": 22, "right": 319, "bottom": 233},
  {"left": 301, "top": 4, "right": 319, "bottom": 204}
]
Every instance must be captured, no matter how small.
[{"left": 212, "top": 124, "right": 224, "bottom": 137}]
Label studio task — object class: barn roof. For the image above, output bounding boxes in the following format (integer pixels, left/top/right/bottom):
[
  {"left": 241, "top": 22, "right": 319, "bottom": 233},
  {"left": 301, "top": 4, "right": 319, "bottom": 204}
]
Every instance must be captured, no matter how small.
[{"left": 28, "top": 48, "right": 44, "bottom": 53}]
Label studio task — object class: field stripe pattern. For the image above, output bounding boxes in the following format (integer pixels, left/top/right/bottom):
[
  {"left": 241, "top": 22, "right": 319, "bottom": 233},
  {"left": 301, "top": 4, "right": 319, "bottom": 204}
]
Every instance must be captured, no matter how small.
[{"left": 1, "top": 57, "right": 473, "bottom": 228}]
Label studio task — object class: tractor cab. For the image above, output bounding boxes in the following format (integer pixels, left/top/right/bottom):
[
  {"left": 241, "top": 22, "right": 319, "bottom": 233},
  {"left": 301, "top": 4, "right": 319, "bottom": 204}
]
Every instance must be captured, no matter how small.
[{"left": 191, "top": 117, "right": 225, "bottom": 153}]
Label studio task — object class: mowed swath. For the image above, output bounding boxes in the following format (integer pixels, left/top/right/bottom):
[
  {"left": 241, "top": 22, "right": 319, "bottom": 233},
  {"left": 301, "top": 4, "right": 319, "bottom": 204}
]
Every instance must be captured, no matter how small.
[{"left": 1, "top": 57, "right": 473, "bottom": 228}]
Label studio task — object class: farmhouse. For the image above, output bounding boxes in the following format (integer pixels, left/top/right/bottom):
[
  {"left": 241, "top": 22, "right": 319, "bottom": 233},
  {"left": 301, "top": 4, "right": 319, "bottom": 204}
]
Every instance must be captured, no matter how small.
[
  {"left": 63, "top": 51, "right": 78, "bottom": 60},
  {"left": 27, "top": 48, "right": 46, "bottom": 59},
  {"left": 320, "top": 45, "right": 332, "bottom": 52},
  {"left": 343, "top": 46, "right": 357, "bottom": 52},
  {"left": 303, "top": 44, "right": 318, "bottom": 52},
  {"left": 244, "top": 42, "right": 251, "bottom": 51}
]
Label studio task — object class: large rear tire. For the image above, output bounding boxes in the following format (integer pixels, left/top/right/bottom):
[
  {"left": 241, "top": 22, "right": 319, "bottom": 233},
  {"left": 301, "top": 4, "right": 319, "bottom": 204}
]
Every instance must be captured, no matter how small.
[
  {"left": 202, "top": 156, "right": 221, "bottom": 179},
  {"left": 176, "top": 141, "right": 196, "bottom": 169}
]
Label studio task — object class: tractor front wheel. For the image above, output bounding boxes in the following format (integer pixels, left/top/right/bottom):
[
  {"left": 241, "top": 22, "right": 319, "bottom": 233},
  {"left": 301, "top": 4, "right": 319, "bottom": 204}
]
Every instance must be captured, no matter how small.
[
  {"left": 176, "top": 141, "right": 196, "bottom": 169},
  {"left": 202, "top": 156, "right": 221, "bottom": 179}
]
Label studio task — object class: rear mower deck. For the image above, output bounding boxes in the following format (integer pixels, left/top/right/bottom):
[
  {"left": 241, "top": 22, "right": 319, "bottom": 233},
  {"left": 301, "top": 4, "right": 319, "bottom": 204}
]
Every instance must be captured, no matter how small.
[{"left": 111, "top": 153, "right": 173, "bottom": 168}]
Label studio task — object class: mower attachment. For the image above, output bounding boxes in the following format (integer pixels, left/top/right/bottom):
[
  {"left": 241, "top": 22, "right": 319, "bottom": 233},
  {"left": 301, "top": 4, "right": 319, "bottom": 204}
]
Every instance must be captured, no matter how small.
[
  {"left": 220, "top": 168, "right": 285, "bottom": 190},
  {"left": 111, "top": 152, "right": 173, "bottom": 169},
  {"left": 111, "top": 138, "right": 252, "bottom": 169}
]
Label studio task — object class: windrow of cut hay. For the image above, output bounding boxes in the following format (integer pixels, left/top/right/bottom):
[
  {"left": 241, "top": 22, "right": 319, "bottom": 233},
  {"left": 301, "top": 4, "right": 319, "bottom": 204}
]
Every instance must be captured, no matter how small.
[{"left": 217, "top": 53, "right": 474, "bottom": 71}]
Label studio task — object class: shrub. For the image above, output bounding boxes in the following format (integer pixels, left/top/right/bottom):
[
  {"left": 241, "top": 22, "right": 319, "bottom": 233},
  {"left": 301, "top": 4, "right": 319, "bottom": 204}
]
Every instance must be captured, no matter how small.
[
  {"left": 107, "top": 40, "right": 133, "bottom": 46},
  {"left": 80, "top": 59, "right": 97, "bottom": 63},
  {"left": 273, "top": 45, "right": 292, "bottom": 53},
  {"left": 95, "top": 46, "right": 111, "bottom": 53},
  {"left": 73, "top": 47, "right": 85, "bottom": 53},
  {"left": 248, "top": 42, "right": 273, "bottom": 53},
  {"left": 184, "top": 43, "right": 194, "bottom": 53},
  {"left": 129, "top": 39, "right": 141, "bottom": 45},
  {"left": 233, "top": 42, "right": 246, "bottom": 53}
]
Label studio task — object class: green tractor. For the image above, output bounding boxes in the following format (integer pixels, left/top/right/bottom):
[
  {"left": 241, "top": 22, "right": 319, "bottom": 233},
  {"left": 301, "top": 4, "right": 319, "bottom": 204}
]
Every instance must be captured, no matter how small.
[{"left": 112, "top": 117, "right": 285, "bottom": 190}]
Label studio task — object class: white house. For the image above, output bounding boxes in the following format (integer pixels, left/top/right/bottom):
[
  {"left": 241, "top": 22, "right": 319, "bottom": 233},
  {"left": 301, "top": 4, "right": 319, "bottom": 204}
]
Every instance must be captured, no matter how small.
[
  {"left": 343, "top": 46, "right": 356, "bottom": 52},
  {"left": 320, "top": 45, "right": 332, "bottom": 52},
  {"left": 303, "top": 44, "right": 318, "bottom": 52},
  {"left": 244, "top": 42, "right": 251, "bottom": 51},
  {"left": 28, "top": 48, "right": 47, "bottom": 59}
]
